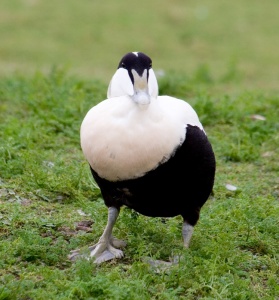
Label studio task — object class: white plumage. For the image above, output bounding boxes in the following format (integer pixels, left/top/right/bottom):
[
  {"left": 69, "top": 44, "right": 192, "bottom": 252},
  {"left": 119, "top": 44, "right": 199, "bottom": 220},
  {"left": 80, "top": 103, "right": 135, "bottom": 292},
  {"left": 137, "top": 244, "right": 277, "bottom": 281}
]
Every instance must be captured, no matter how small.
[
  {"left": 81, "top": 95, "right": 202, "bottom": 181},
  {"left": 70, "top": 52, "right": 216, "bottom": 264}
]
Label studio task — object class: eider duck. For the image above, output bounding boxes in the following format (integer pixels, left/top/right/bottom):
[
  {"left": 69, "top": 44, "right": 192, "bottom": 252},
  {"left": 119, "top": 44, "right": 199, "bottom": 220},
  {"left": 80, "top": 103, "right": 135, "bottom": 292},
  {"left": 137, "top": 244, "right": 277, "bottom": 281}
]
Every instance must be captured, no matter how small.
[{"left": 70, "top": 52, "right": 216, "bottom": 263}]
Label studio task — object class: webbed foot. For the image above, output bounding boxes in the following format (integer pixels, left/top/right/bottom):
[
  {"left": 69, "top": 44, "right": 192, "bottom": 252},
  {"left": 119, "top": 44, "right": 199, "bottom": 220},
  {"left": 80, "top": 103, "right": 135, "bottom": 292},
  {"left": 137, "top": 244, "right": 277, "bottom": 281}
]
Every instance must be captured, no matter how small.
[{"left": 68, "top": 236, "right": 126, "bottom": 264}]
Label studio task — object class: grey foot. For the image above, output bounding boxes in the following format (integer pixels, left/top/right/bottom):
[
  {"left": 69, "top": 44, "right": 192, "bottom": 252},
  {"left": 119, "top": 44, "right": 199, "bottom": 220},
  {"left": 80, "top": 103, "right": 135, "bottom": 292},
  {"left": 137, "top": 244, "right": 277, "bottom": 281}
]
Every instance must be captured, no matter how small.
[{"left": 68, "top": 237, "right": 126, "bottom": 264}]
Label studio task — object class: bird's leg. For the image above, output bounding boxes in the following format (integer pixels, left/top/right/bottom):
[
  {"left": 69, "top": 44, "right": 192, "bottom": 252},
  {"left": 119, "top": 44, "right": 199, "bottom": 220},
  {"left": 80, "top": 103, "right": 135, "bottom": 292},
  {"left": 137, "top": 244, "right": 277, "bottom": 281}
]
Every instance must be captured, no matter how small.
[
  {"left": 182, "top": 221, "right": 194, "bottom": 248},
  {"left": 89, "top": 206, "right": 126, "bottom": 263},
  {"left": 69, "top": 206, "right": 126, "bottom": 264}
]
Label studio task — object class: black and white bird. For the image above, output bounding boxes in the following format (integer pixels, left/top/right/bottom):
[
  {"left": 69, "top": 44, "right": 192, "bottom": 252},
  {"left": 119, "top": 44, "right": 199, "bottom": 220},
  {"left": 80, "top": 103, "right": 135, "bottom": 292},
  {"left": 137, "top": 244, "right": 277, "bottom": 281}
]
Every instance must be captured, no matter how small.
[{"left": 70, "top": 52, "right": 216, "bottom": 264}]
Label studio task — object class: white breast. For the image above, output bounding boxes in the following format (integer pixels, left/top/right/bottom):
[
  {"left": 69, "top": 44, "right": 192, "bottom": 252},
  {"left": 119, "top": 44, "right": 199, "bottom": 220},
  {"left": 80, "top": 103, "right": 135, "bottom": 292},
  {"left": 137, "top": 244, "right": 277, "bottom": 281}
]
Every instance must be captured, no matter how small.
[{"left": 80, "top": 95, "right": 203, "bottom": 181}]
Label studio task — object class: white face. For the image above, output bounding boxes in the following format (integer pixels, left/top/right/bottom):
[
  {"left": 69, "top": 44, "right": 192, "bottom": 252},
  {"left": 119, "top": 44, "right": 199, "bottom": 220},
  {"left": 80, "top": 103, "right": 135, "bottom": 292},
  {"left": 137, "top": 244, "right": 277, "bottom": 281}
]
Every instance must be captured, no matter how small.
[{"left": 107, "top": 52, "right": 158, "bottom": 103}]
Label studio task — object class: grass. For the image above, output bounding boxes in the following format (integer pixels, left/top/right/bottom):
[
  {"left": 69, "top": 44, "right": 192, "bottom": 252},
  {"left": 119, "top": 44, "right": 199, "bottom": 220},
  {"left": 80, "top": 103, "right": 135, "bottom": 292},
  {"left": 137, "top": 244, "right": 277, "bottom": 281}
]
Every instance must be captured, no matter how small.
[
  {"left": 0, "top": 69, "right": 278, "bottom": 299},
  {"left": 0, "top": 0, "right": 279, "bottom": 299}
]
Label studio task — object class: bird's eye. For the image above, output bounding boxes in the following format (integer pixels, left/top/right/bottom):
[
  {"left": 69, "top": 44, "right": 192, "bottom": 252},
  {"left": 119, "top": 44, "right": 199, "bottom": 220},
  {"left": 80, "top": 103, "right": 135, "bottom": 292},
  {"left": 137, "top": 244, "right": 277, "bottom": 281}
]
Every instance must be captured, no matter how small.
[
  {"left": 121, "top": 63, "right": 126, "bottom": 69},
  {"left": 149, "top": 63, "right": 152, "bottom": 69}
]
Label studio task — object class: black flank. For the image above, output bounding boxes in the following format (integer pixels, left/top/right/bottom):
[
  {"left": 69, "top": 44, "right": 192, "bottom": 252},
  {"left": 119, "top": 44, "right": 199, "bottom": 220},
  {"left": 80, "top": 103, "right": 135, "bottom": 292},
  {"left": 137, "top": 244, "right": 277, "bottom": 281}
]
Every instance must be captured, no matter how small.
[{"left": 90, "top": 125, "right": 216, "bottom": 226}]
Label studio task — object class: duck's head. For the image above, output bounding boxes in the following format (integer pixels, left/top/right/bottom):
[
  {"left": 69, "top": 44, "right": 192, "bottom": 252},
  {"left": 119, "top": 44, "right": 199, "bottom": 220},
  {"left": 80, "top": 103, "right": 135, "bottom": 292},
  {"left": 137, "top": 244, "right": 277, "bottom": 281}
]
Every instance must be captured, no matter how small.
[{"left": 107, "top": 52, "right": 158, "bottom": 105}]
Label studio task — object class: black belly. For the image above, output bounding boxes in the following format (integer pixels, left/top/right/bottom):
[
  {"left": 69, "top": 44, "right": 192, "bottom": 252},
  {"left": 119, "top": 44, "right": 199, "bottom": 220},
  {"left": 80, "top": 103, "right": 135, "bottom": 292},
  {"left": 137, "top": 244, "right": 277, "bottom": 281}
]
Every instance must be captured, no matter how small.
[{"left": 90, "top": 125, "right": 216, "bottom": 225}]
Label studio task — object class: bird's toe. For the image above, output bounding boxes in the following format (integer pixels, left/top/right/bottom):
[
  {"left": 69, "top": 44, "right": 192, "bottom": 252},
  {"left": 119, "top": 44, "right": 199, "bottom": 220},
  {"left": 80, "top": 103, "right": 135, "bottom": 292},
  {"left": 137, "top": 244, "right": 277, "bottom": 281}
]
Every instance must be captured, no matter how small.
[
  {"left": 94, "top": 250, "right": 117, "bottom": 264},
  {"left": 107, "top": 244, "right": 124, "bottom": 259},
  {"left": 89, "top": 240, "right": 125, "bottom": 263}
]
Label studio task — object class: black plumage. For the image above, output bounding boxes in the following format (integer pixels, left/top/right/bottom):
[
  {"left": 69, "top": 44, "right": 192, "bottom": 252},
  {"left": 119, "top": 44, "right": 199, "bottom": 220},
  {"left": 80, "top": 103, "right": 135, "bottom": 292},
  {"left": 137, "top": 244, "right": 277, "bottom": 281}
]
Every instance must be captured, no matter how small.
[
  {"left": 91, "top": 125, "right": 215, "bottom": 223},
  {"left": 69, "top": 52, "right": 216, "bottom": 263}
]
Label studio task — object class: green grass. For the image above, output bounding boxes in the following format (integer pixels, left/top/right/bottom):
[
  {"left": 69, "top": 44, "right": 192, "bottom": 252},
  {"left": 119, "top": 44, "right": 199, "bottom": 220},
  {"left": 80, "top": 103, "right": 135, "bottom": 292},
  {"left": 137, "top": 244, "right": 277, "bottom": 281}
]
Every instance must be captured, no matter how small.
[
  {"left": 1, "top": 0, "right": 279, "bottom": 299},
  {"left": 0, "top": 70, "right": 278, "bottom": 300}
]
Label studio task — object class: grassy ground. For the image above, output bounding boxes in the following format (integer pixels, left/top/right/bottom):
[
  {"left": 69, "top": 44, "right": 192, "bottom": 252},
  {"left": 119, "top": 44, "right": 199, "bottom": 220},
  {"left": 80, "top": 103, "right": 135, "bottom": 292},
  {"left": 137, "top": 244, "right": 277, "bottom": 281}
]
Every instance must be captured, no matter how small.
[
  {"left": 0, "top": 0, "right": 279, "bottom": 299},
  {"left": 0, "top": 70, "right": 278, "bottom": 300}
]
